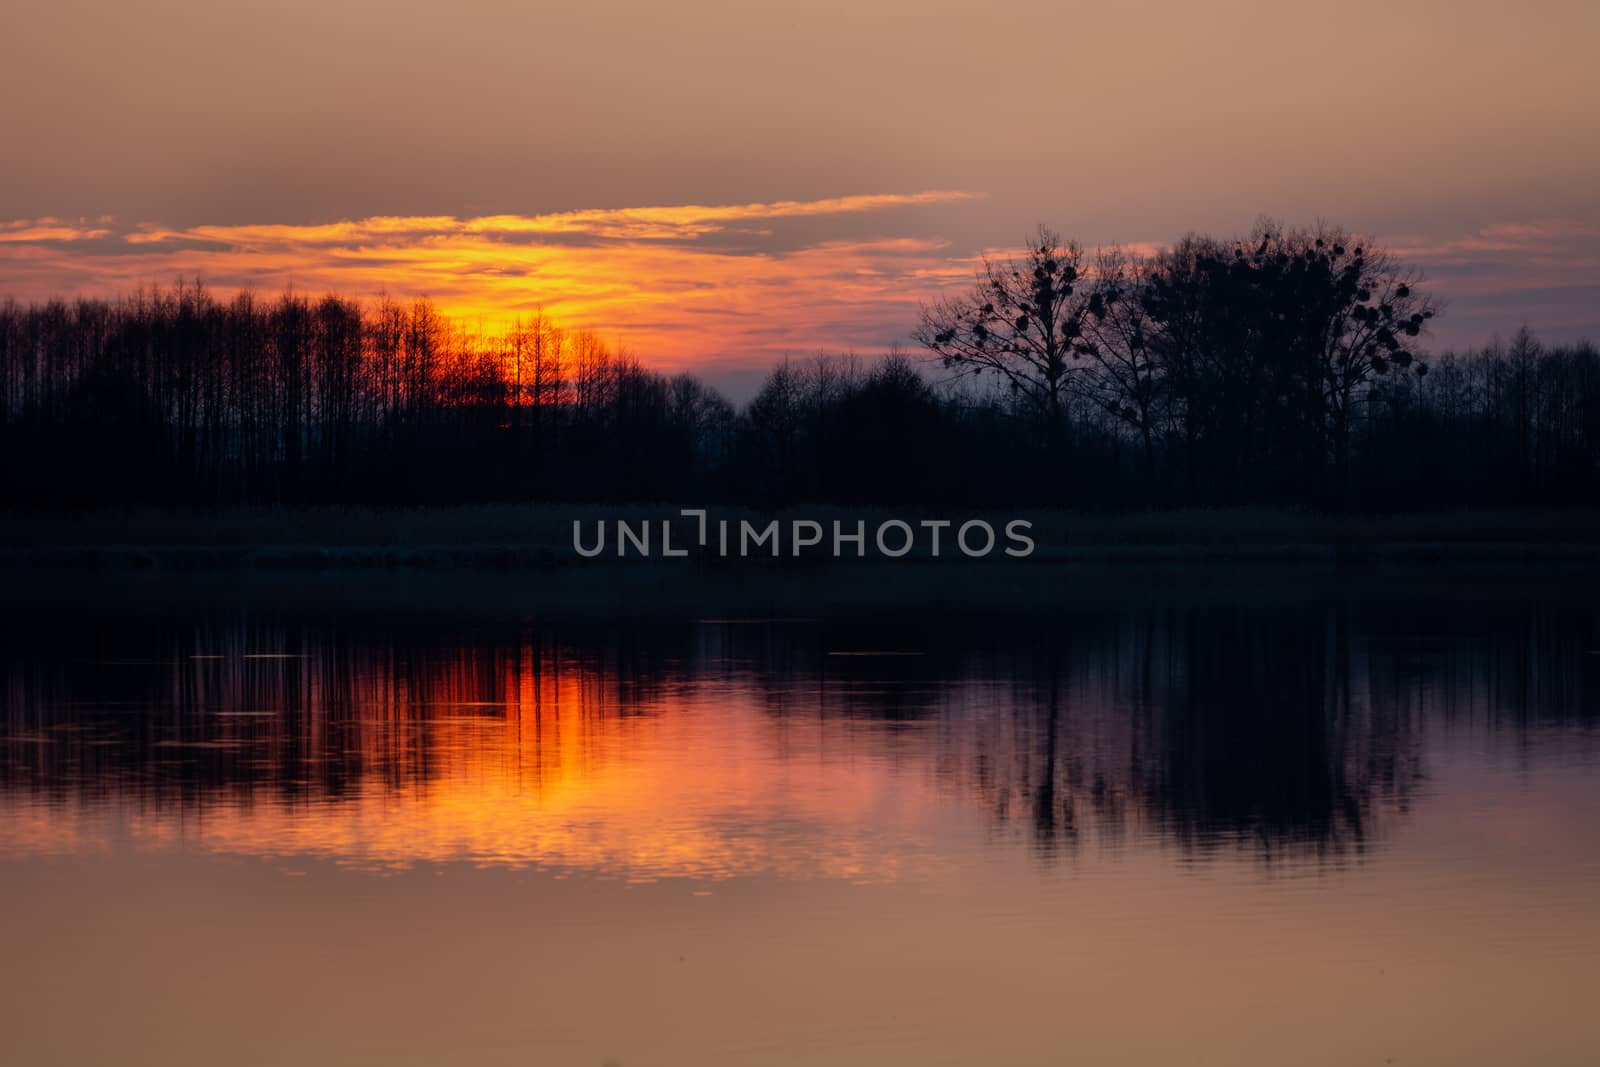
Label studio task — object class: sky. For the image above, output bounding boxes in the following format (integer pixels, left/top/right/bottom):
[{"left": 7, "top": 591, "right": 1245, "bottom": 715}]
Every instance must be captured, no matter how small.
[{"left": 3, "top": 0, "right": 1597, "bottom": 395}]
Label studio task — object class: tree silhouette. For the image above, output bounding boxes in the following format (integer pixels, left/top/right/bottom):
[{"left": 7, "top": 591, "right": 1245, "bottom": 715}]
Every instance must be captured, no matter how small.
[
  {"left": 1134, "top": 223, "right": 1439, "bottom": 504},
  {"left": 915, "top": 227, "right": 1090, "bottom": 426},
  {"left": 1074, "top": 247, "right": 1168, "bottom": 477},
  {"left": 1, "top": 221, "right": 1596, "bottom": 513}
]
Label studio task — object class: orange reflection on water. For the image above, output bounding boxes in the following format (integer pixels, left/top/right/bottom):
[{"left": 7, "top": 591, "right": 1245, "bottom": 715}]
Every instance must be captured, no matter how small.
[
  {"left": 1, "top": 645, "right": 978, "bottom": 882},
  {"left": 4, "top": 601, "right": 1600, "bottom": 1067}
]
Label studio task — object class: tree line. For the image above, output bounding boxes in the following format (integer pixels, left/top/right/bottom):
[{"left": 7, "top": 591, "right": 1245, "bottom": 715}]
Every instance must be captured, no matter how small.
[
  {"left": 1, "top": 222, "right": 1596, "bottom": 511},
  {"left": 0, "top": 283, "right": 735, "bottom": 506}
]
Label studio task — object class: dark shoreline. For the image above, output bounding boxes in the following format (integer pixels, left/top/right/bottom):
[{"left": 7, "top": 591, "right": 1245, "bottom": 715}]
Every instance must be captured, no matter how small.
[
  {"left": 4, "top": 506, "right": 1600, "bottom": 571},
  {"left": 7, "top": 549, "right": 1600, "bottom": 629},
  {"left": 8, "top": 539, "right": 1600, "bottom": 572}
]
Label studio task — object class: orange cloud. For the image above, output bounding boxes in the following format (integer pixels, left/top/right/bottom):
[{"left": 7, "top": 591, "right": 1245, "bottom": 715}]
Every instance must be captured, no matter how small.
[
  {"left": 0, "top": 192, "right": 987, "bottom": 372},
  {"left": 0, "top": 217, "right": 112, "bottom": 242},
  {"left": 4, "top": 200, "right": 1597, "bottom": 371}
]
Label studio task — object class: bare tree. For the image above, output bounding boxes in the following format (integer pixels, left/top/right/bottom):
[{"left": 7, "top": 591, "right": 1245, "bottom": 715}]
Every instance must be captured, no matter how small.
[
  {"left": 1075, "top": 247, "right": 1168, "bottom": 473},
  {"left": 915, "top": 227, "right": 1090, "bottom": 424}
]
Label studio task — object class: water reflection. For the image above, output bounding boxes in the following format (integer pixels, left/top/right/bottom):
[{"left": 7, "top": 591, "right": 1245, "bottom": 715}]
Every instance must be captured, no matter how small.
[{"left": 5, "top": 598, "right": 1595, "bottom": 878}]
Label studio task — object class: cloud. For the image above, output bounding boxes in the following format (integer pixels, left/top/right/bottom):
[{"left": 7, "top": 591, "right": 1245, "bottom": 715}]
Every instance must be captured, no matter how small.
[
  {"left": 1384, "top": 219, "right": 1600, "bottom": 345},
  {"left": 122, "top": 191, "right": 981, "bottom": 247},
  {"left": 0, "top": 192, "right": 988, "bottom": 372},
  {"left": 2, "top": 199, "right": 1596, "bottom": 375},
  {"left": 1387, "top": 220, "right": 1600, "bottom": 276},
  {"left": 0, "top": 218, "right": 113, "bottom": 243}
]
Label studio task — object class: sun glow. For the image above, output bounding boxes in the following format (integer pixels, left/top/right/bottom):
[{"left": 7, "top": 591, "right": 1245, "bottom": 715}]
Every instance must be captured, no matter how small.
[
  {"left": 4, "top": 194, "right": 1597, "bottom": 369},
  {"left": 0, "top": 192, "right": 986, "bottom": 372}
]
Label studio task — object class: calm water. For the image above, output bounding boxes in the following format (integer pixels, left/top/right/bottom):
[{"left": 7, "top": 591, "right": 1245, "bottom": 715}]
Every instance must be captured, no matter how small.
[{"left": 3, "top": 573, "right": 1599, "bottom": 1066}]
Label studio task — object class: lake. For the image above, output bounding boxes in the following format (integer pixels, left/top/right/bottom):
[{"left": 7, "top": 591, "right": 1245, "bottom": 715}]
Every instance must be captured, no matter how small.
[{"left": 2, "top": 569, "right": 1598, "bottom": 1066}]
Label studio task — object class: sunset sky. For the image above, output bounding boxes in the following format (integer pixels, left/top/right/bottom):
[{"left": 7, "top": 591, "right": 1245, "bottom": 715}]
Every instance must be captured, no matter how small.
[{"left": 4, "top": 0, "right": 1597, "bottom": 394}]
